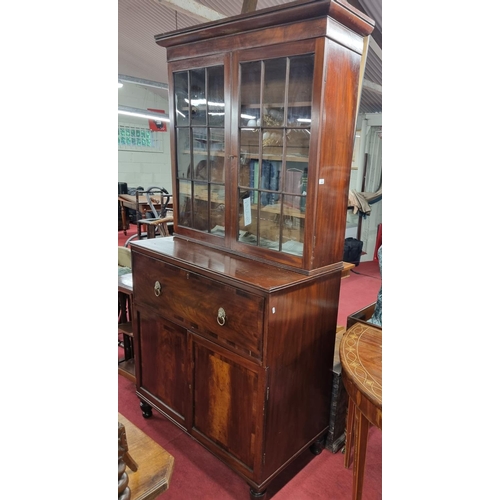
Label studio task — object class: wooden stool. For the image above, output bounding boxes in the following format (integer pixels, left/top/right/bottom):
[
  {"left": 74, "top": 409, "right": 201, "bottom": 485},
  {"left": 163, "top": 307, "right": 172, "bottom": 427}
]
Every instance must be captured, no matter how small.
[{"left": 118, "top": 413, "right": 174, "bottom": 499}]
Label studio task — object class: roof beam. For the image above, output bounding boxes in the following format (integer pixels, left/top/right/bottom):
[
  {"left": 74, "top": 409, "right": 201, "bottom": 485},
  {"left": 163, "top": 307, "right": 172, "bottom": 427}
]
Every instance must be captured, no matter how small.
[
  {"left": 369, "top": 36, "right": 382, "bottom": 62},
  {"left": 241, "top": 0, "right": 258, "bottom": 14},
  {"left": 153, "top": 0, "right": 225, "bottom": 22},
  {"left": 362, "top": 79, "right": 382, "bottom": 94}
]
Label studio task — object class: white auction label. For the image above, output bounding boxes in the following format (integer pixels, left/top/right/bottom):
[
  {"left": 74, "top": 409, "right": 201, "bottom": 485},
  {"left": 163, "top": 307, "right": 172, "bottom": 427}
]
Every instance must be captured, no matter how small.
[{"left": 243, "top": 196, "right": 252, "bottom": 226}]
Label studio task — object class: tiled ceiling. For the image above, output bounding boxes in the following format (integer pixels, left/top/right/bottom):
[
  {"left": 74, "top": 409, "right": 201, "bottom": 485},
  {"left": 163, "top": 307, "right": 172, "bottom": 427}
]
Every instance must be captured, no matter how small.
[{"left": 118, "top": 0, "right": 382, "bottom": 114}]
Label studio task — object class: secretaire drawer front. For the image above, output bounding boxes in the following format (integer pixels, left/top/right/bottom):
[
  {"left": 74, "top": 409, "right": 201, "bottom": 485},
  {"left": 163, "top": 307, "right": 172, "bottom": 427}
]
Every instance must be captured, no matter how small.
[{"left": 134, "top": 254, "right": 264, "bottom": 356}]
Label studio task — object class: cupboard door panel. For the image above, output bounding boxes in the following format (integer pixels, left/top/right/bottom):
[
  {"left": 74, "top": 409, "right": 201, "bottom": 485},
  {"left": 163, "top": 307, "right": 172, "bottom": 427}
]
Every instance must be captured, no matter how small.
[
  {"left": 192, "top": 337, "right": 262, "bottom": 471},
  {"left": 137, "top": 308, "right": 189, "bottom": 424}
]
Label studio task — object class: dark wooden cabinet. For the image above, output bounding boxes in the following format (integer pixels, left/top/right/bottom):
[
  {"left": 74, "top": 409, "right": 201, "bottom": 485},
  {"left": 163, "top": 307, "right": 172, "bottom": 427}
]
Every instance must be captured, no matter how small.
[
  {"left": 130, "top": 1, "right": 374, "bottom": 498},
  {"left": 131, "top": 238, "right": 340, "bottom": 496}
]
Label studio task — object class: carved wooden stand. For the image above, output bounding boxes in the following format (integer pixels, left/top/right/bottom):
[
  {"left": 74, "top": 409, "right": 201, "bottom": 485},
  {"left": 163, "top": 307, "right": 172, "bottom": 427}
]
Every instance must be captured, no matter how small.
[{"left": 118, "top": 421, "right": 138, "bottom": 500}]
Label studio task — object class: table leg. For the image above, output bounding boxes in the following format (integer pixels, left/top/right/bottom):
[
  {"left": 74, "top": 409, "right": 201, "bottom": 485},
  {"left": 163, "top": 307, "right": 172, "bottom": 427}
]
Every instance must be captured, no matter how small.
[
  {"left": 120, "top": 203, "right": 128, "bottom": 235},
  {"left": 122, "top": 334, "right": 133, "bottom": 360},
  {"left": 344, "top": 397, "right": 355, "bottom": 468},
  {"left": 352, "top": 407, "right": 370, "bottom": 500},
  {"left": 118, "top": 292, "right": 127, "bottom": 324},
  {"left": 137, "top": 213, "right": 146, "bottom": 240}
]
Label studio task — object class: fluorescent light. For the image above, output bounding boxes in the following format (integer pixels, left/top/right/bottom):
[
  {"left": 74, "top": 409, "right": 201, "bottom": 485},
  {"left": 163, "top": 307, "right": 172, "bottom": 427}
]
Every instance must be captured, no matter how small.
[
  {"left": 184, "top": 98, "right": 224, "bottom": 107},
  {"left": 118, "top": 105, "right": 170, "bottom": 122}
]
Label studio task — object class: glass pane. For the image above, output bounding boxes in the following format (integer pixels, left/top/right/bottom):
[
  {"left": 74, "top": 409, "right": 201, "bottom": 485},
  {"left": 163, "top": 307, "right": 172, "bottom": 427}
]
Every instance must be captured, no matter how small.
[
  {"left": 210, "top": 184, "right": 225, "bottom": 235},
  {"left": 287, "top": 54, "right": 314, "bottom": 127},
  {"left": 193, "top": 183, "right": 209, "bottom": 231},
  {"left": 207, "top": 66, "right": 225, "bottom": 127},
  {"left": 192, "top": 127, "right": 209, "bottom": 181},
  {"left": 178, "top": 181, "right": 192, "bottom": 227},
  {"left": 258, "top": 198, "right": 281, "bottom": 250},
  {"left": 286, "top": 127, "right": 310, "bottom": 160},
  {"left": 174, "top": 72, "right": 189, "bottom": 126},
  {"left": 190, "top": 68, "right": 206, "bottom": 126},
  {"left": 240, "top": 128, "right": 260, "bottom": 163},
  {"left": 238, "top": 189, "right": 258, "bottom": 246},
  {"left": 176, "top": 128, "right": 191, "bottom": 180},
  {"left": 281, "top": 212, "right": 304, "bottom": 256},
  {"left": 262, "top": 128, "right": 283, "bottom": 164},
  {"left": 240, "top": 61, "right": 261, "bottom": 127},
  {"left": 282, "top": 193, "right": 300, "bottom": 212},
  {"left": 240, "top": 157, "right": 261, "bottom": 203},
  {"left": 210, "top": 157, "right": 225, "bottom": 185},
  {"left": 283, "top": 168, "right": 302, "bottom": 202},
  {"left": 209, "top": 127, "right": 225, "bottom": 182},
  {"left": 260, "top": 159, "right": 281, "bottom": 206},
  {"left": 263, "top": 58, "right": 286, "bottom": 127},
  {"left": 300, "top": 167, "right": 308, "bottom": 214}
]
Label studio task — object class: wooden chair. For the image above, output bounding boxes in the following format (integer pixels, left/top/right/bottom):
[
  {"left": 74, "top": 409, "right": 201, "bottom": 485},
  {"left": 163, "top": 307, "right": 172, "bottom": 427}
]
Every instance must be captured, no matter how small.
[
  {"left": 137, "top": 212, "right": 174, "bottom": 239},
  {"left": 136, "top": 187, "right": 173, "bottom": 239},
  {"left": 125, "top": 187, "right": 173, "bottom": 245}
]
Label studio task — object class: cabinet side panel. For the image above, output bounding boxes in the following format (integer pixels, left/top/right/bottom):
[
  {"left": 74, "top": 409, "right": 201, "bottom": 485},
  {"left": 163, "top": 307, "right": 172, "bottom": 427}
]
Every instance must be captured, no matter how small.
[
  {"left": 263, "top": 273, "right": 339, "bottom": 475},
  {"left": 313, "top": 38, "right": 362, "bottom": 268}
]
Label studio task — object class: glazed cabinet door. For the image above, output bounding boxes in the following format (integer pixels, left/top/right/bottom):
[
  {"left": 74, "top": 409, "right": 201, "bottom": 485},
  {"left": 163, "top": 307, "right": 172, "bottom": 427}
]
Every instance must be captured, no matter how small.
[
  {"left": 191, "top": 334, "right": 266, "bottom": 479},
  {"left": 232, "top": 40, "right": 317, "bottom": 267},
  {"left": 170, "top": 54, "right": 230, "bottom": 246},
  {"left": 135, "top": 306, "right": 190, "bottom": 428}
]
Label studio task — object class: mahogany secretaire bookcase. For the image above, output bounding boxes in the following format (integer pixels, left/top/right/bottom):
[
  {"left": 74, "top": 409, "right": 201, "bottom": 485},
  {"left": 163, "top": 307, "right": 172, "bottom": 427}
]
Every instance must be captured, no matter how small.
[{"left": 130, "top": 1, "right": 374, "bottom": 497}]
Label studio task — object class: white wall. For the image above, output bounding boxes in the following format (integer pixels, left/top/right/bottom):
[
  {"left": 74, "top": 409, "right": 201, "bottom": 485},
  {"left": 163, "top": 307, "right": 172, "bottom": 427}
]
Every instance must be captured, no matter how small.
[
  {"left": 348, "top": 112, "right": 382, "bottom": 262},
  {"left": 118, "top": 84, "right": 172, "bottom": 193}
]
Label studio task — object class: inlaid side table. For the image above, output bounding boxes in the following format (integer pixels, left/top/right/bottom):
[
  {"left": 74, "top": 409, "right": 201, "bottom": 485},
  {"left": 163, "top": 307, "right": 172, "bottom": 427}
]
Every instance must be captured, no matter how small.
[{"left": 340, "top": 322, "right": 382, "bottom": 500}]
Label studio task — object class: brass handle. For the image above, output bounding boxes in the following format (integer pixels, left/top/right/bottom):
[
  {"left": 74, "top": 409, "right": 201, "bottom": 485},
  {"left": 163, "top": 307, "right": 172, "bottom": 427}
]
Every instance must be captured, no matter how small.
[
  {"left": 217, "top": 307, "right": 226, "bottom": 326},
  {"left": 154, "top": 281, "right": 161, "bottom": 297}
]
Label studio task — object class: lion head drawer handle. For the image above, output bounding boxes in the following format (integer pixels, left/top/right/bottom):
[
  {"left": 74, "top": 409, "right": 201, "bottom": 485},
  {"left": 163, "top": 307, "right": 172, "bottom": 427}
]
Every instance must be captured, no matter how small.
[
  {"left": 154, "top": 281, "right": 162, "bottom": 297},
  {"left": 217, "top": 307, "right": 227, "bottom": 326}
]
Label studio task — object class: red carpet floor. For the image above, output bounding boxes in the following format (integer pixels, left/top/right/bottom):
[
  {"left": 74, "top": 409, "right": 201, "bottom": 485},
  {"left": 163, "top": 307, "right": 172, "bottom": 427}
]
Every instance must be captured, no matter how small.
[
  {"left": 119, "top": 375, "right": 381, "bottom": 500},
  {"left": 118, "top": 228, "right": 382, "bottom": 499}
]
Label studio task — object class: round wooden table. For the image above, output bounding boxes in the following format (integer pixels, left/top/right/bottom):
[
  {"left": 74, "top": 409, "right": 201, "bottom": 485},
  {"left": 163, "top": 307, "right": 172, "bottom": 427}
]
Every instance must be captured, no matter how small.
[{"left": 340, "top": 322, "right": 382, "bottom": 500}]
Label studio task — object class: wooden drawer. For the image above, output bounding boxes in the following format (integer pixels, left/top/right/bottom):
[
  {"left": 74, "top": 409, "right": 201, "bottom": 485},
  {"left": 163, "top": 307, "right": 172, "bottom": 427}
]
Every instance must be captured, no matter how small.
[{"left": 133, "top": 253, "right": 264, "bottom": 358}]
